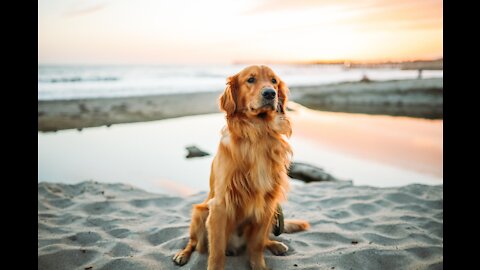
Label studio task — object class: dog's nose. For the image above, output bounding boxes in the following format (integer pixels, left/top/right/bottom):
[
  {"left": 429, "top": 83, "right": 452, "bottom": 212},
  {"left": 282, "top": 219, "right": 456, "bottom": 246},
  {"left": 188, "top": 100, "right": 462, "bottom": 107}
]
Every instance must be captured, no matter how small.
[{"left": 262, "top": 88, "right": 276, "bottom": 100}]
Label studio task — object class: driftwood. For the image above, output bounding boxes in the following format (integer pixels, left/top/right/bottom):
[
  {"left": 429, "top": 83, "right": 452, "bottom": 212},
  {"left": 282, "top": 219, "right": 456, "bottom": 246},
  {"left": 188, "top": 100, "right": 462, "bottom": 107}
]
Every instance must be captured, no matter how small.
[{"left": 288, "top": 162, "right": 339, "bottom": 183}]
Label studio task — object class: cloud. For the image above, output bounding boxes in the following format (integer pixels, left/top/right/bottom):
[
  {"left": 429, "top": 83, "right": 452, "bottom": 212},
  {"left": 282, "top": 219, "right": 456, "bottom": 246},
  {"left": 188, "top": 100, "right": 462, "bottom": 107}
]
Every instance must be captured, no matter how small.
[{"left": 245, "top": 0, "right": 441, "bottom": 22}]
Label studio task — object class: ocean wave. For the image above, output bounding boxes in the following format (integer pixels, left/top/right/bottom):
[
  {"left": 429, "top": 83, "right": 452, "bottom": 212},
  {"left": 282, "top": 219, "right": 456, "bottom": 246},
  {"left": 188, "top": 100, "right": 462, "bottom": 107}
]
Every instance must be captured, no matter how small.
[
  {"left": 39, "top": 77, "right": 119, "bottom": 83},
  {"left": 37, "top": 65, "right": 443, "bottom": 100}
]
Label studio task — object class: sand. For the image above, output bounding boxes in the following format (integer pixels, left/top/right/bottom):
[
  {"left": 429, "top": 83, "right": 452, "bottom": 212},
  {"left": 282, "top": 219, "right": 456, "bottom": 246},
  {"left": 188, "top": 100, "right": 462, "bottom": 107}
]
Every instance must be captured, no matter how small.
[
  {"left": 289, "top": 78, "right": 443, "bottom": 119},
  {"left": 38, "top": 78, "right": 443, "bottom": 132},
  {"left": 38, "top": 180, "right": 443, "bottom": 270},
  {"left": 38, "top": 91, "right": 221, "bottom": 132}
]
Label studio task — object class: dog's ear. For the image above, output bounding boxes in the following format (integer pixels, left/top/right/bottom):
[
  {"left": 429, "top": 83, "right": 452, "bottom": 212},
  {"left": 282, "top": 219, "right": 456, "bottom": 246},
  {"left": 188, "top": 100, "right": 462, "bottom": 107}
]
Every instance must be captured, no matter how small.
[
  {"left": 219, "top": 74, "right": 238, "bottom": 117},
  {"left": 277, "top": 79, "right": 289, "bottom": 114}
]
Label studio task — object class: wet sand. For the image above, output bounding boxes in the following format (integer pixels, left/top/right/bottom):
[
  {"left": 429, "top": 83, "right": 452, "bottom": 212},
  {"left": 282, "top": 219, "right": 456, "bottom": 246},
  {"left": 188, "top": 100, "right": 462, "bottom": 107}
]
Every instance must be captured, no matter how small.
[{"left": 38, "top": 78, "right": 443, "bottom": 132}]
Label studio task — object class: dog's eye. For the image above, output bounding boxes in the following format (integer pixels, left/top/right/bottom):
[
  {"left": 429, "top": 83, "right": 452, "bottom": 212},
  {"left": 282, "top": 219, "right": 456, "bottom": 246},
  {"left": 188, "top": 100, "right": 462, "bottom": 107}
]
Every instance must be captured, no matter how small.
[
  {"left": 247, "top": 77, "right": 255, "bottom": 83},
  {"left": 271, "top": 78, "right": 277, "bottom": 84}
]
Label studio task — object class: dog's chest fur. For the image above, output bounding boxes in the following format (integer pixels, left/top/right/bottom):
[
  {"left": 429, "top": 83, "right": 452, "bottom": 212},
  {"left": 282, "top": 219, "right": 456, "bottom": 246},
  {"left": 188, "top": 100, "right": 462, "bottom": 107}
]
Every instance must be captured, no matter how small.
[{"left": 221, "top": 131, "right": 290, "bottom": 222}]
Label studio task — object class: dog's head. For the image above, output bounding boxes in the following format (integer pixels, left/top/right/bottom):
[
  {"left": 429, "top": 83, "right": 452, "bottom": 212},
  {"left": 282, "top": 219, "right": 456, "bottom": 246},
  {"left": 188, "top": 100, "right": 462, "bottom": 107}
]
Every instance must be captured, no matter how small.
[{"left": 219, "top": 65, "right": 289, "bottom": 118}]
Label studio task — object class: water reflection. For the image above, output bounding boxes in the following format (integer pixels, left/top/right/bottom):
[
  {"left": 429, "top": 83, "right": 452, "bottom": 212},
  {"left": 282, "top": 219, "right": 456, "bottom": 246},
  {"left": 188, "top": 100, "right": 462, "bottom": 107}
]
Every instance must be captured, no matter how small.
[{"left": 290, "top": 105, "right": 442, "bottom": 178}]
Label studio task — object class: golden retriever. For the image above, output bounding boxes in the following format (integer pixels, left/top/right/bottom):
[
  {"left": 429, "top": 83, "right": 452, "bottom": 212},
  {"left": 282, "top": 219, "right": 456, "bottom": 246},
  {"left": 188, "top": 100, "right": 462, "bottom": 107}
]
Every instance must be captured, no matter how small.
[{"left": 173, "top": 65, "right": 310, "bottom": 270}]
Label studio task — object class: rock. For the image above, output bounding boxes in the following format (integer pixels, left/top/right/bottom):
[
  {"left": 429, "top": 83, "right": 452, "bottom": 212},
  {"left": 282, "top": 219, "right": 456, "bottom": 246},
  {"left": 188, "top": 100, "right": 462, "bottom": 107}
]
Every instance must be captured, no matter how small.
[
  {"left": 360, "top": 74, "right": 372, "bottom": 83},
  {"left": 288, "top": 162, "right": 338, "bottom": 182},
  {"left": 185, "top": 145, "right": 210, "bottom": 158}
]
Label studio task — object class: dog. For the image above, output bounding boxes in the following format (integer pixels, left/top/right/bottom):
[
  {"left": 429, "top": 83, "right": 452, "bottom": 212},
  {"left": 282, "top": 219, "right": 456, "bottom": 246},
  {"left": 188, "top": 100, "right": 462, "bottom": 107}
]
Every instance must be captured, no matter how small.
[{"left": 173, "top": 65, "right": 310, "bottom": 270}]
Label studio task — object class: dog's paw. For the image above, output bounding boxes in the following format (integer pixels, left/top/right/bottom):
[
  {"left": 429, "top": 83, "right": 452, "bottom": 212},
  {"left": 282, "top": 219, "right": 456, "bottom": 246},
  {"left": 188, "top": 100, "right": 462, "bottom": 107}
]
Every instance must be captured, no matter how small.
[
  {"left": 250, "top": 263, "right": 271, "bottom": 270},
  {"left": 173, "top": 251, "right": 190, "bottom": 266},
  {"left": 267, "top": 241, "right": 288, "bottom": 256}
]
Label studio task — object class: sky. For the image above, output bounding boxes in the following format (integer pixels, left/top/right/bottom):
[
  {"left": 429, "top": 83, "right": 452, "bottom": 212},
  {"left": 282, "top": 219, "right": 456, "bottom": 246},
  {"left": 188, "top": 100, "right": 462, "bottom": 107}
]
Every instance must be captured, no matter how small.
[{"left": 38, "top": 0, "right": 443, "bottom": 65}]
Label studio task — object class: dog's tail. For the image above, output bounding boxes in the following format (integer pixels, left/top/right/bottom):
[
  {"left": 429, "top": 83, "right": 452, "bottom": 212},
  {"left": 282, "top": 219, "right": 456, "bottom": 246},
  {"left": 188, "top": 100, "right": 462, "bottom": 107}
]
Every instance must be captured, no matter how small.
[{"left": 283, "top": 219, "right": 310, "bottom": 233}]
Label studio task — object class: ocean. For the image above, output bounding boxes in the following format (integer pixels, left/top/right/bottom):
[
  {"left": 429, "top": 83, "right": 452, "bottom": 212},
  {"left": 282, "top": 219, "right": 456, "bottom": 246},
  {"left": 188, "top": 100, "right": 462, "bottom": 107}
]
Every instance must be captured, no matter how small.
[{"left": 38, "top": 64, "right": 443, "bottom": 100}]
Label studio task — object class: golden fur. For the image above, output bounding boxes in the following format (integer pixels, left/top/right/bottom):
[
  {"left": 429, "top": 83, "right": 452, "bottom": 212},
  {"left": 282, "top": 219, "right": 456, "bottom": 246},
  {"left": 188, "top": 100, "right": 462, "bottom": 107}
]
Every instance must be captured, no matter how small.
[{"left": 173, "top": 65, "right": 309, "bottom": 270}]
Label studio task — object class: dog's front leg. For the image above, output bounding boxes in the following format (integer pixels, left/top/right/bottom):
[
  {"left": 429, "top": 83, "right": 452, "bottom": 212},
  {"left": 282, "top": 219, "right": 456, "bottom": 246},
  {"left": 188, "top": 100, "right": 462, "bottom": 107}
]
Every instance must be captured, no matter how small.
[
  {"left": 246, "top": 213, "right": 275, "bottom": 270},
  {"left": 206, "top": 199, "right": 229, "bottom": 270}
]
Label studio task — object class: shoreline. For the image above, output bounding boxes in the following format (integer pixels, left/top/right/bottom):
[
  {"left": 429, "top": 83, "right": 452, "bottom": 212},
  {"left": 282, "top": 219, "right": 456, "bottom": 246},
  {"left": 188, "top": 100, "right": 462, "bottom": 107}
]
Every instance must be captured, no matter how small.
[
  {"left": 38, "top": 91, "right": 221, "bottom": 132},
  {"left": 38, "top": 78, "right": 443, "bottom": 132},
  {"left": 290, "top": 78, "right": 443, "bottom": 119}
]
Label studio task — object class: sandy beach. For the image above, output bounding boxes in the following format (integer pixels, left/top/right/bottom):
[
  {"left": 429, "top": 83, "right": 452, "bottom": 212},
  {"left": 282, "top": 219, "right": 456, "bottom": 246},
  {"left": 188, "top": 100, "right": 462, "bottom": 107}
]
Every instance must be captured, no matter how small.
[
  {"left": 38, "top": 180, "right": 443, "bottom": 270},
  {"left": 38, "top": 77, "right": 443, "bottom": 269}
]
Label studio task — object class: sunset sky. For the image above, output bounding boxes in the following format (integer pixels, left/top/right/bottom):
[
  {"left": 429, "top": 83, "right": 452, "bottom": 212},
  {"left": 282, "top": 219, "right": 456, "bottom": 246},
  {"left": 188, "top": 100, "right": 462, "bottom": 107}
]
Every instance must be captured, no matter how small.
[{"left": 38, "top": 0, "right": 443, "bottom": 64}]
